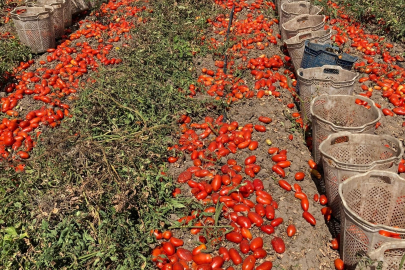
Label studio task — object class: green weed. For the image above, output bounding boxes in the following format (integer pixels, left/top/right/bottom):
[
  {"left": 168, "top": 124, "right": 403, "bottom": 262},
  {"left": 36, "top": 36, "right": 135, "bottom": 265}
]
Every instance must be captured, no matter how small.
[{"left": 316, "top": 0, "right": 405, "bottom": 41}]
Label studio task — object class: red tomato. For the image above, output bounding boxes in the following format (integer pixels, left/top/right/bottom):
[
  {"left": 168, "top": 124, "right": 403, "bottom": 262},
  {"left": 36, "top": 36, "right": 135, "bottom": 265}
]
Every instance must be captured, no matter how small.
[
  {"left": 308, "top": 159, "right": 317, "bottom": 169},
  {"left": 319, "top": 195, "right": 328, "bottom": 205},
  {"left": 278, "top": 180, "right": 292, "bottom": 191},
  {"left": 170, "top": 237, "right": 184, "bottom": 247},
  {"left": 248, "top": 211, "right": 264, "bottom": 227},
  {"left": 234, "top": 204, "right": 250, "bottom": 212},
  {"left": 301, "top": 198, "right": 310, "bottom": 211},
  {"left": 287, "top": 224, "right": 297, "bottom": 237},
  {"left": 17, "top": 151, "right": 30, "bottom": 159},
  {"left": 303, "top": 211, "right": 316, "bottom": 225},
  {"left": 293, "top": 184, "right": 302, "bottom": 193},
  {"left": 271, "top": 217, "right": 283, "bottom": 227},
  {"left": 162, "top": 242, "right": 175, "bottom": 256},
  {"left": 237, "top": 216, "right": 252, "bottom": 228},
  {"left": 321, "top": 207, "right": 332, "bottom": 216},
  {"left": 256, "top": 261, "right": 273, "bottom": 270},
  {"left": 168, "top": 156, "right": 178, "bottom": 163},
  {"left": 254, "top": 125, "right": 266, "bottom": 132},
  {"left": 313, "top": 194, "right": 319, "bottom": 202},
  {"left": 393, "top": 107, "right": 405, "bottom": 115},
  {"left": 265, "top": 205, "right": 275, "bottom": 220},
  {"left": 162, "top": 263, "right": 173, "bottom": 270},
  {"left": 248, "top": 141, "right": 258, "bottom": 150},
  {"left": 255, "top": 203, "right": 266, "bottom": 217},
  {"left": 151, "top": 247, "right": 163, "bottom": 262},
  {"left": 245, "top": 155, "right": 256, "bottom": 165},
  {"left": 240, "top": 239, "right": 250, "bottom": 254},
  {"left": 193, "top": 253, "right": 212, "bottom": 265},
  {"left": 226, "top": 232, "right": 243, "bottom": 243},
  {"left": 398, "top": 163, "right": 405, "bottom": 173},
  {"left": 172, "top": 188, "right": 181, "bottom": 197},
  {"left": 172, "top": 262, "right": 184, "bottom": 270},
  {"left": 268, "top": 147, "right": 279, "bottom": 154},
  {"left": 218, "top": 247, "right": 230, "bottom": 261},
  {"left": 192, "top": 244, "right": 206, "bottom": 255},
  {"left": 256, "top": 195, "right": 271, "bottom": 205},
  {"left": 258, "top": 116, "right": 272, "bottom": 124},
  {"left": 227, "top": 159, "right": 237, "bottom": 165},
  {"left": 152, "top": 229, "right": 162, "bottom": 240},
  {"left": 229, "top": 248, "right": 242, "bottom": 265},
  {"left": 250, "top": 237, "right": 263, "bottom": 251},
  {"left": 331, "top": 238, "right": 339, "bottom": 250},
  {"left": 211, "top": 175, "right": 222, "bottom": 191},
  {"left": 277, "top": 160, "right": 291, "bottom": 168},
  {"left": 252, "top": 179, "right": 264, "bottom": 191},
  {"left": 271, "top": 154, "right": 287, "bottom": 162},
  {"left": 256, "top": 190, "right": 272, "bottom": 201},
  {"left": 382, "top": 108, "right": 394, "bottom": 116},
  {"left": 260, "top": 224, "right": 275, "bottom": 234},
  {"left": 162, "top": 231, "right": 172, "bottom": 239},
  {"left": 238, "top": 140, "right": 251, "bottom": 149},
  {"left": 271, "top": 237, "right": 285, "bottom": 253},
  {"left": 211, "top": 256, "right": 224, "bottom": 268},
  {"left": 334, "top": 258, "right": 344, "bottom": 270},
  {"left": 295, "top": 192, "right": 307, "bottom": 200},
  {"left": 242, "top": 255, "right": 256, "bottom": 270},
  {"left": 379, "top": 230, "right": 392, "bottom": 237},
  {"left": 272, "top": 165, "right": 285, "bottom": 177},
  {"left": 176, "top": 248, "right": 192, "bottom": 261},
  {"left": 253, "top": 248, "right": 267, "bottom": 259},
  {"left": 241, "top": 227, "right": 253, "bottom": 240},
  {"left": 295, "top": 172, "right": 305, "bottom": 181}
]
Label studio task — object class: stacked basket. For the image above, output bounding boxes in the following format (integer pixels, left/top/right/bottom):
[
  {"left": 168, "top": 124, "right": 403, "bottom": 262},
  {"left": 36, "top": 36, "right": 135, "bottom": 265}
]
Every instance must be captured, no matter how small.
[
  {"left": 10, "top": 0, "right": 90, "bottom": 53},
  {"left": 276, "top": 2, "right": 405, "bottom": 269}
]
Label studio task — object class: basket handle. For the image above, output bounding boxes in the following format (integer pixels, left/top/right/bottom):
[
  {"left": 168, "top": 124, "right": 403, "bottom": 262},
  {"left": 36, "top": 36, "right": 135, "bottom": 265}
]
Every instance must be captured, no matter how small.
[
  {"left": 297, "top": 15, "right": 309, "bottom": 22},
  {"left": 11, "top": 5, "right": 52, "bottom": 20},
  {"left": 330, "top": 135, "right": 349, "bottom": 146},
  {"left": 322, "top": 64, "right": 341, "bottom": 75},
  {"left": 368, "top": 241, "right": 405, "bottom": 263},
  {"left": 298, "top": 32, "right": 312, "bottom": 40}
]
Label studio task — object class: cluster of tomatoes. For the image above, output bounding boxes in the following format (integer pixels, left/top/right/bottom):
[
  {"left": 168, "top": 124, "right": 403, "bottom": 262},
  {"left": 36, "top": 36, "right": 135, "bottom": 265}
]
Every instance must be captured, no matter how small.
[
  {"left": 158, "top": 116, "right": 339, "bottom": 270},
  {"left": 322, "top": 1, "right": 405, "bottom": 122},
  {"left": 158, "top": 114, "right": 316, "bottom": 269},
  {"left": 194, "top": 4, "right": 296, "bottom": 105},
  {"left": 0, "top": 0, "right": 147, "bottom": 168},
  {"left": 192, "top": 54, "right": 298, "bottom": 106},
  {"left": 0, "top": 0, "right": 24, "bottom": 25}
]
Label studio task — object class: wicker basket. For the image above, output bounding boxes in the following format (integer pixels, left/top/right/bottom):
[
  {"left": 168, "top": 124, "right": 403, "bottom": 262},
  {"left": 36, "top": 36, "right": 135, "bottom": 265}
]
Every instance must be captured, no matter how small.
[
  {"left": 339, "top": 170, "right": 405, "bottom": 269},
  {"left": 276, "top": 0, "right": 308, "bottom": 14},
  {"left": 319, "top": 132, "right": 403, "bottom": 222},
  {"left": 280, "top": 2, "right": 322, "bottom": 40},
  {"left": 71, "top": 0, "right": 89, "bottom": 14},
  {"left": 285, "top": 29, "right": 332, "bottom": 69},
  {"left": 281, "top": 14, "right": 325, "bottom": 41},
  {"left": 311, "top": 95, "right": 381, "bottom": 164},
  {"left": 34, "top": 0, "right": 65, "bottom": 38},
  {"left": 297, "top": 66, "right": 359, "bottom": 124},
  {"left": 301, "top": 40, "right": 358, "bottom": 70},
  {"left": 11, "top": 5, "right": 55, "bottom": 53},
  {"left": 63, "top": 0, "right": 71, "bottom": 27}
]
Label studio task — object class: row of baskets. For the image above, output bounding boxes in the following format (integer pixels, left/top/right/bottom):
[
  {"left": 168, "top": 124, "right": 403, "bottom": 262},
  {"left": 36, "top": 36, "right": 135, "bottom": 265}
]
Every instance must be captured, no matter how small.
[
  {"left": 275, "top": 1, "right": 405, "bottom": 269},
  {"left": 11, "top": 0, "right": 92, "bottom": 53}
]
